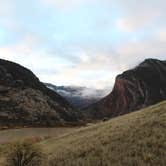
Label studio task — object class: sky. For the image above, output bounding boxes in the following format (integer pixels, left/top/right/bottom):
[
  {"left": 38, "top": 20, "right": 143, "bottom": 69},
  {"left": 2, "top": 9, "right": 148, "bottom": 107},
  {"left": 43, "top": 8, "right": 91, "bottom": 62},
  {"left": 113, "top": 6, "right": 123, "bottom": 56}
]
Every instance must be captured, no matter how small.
[{"left": 0, "top": 0, "right": 165, "bottom": 89}]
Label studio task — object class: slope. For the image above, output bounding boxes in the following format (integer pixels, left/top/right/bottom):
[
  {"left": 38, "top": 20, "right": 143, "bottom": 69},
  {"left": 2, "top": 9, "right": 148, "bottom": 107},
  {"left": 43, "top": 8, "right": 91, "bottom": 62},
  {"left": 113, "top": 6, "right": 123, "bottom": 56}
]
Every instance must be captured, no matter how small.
[
  {"left": 0, "top": 59, "right": 80, "bottom": 127},
  {"left": 40, "top": 100, "right": 166, "bottom": 166}
]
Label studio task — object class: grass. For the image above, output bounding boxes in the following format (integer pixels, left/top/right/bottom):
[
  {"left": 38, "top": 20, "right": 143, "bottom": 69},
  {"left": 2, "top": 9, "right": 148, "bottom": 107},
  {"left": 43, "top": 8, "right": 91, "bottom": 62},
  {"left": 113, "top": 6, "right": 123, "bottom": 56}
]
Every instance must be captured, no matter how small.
[
  {"left": 39, "top": 100, "right": 166, "bottom": 166},
  {"left": 0, "top": 101, "right": 166, "bottom": 165},
  {"left": 0, "top": 127, "right": 79, "bottom": 165},
  {"left": 0, "top": 127, "right": 79, "bottom": 144}
]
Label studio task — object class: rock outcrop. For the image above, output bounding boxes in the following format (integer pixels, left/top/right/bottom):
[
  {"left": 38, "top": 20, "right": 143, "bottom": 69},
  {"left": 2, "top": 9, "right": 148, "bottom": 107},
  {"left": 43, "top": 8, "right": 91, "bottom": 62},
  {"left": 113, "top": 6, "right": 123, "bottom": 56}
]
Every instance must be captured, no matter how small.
[
  {"left": 0, "top": 59, "right": 81, "bottom": 127},
  {"left": 86, "top": 59, "right": 166, "bottom": 119}
]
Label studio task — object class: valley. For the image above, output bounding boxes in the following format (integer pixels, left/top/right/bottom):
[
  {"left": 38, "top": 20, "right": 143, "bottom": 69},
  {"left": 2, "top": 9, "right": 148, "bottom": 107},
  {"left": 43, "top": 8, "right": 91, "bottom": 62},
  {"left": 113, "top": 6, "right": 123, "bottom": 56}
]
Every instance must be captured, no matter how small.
[
  {"left": 45, "top": 83, "right": 110, "bottom": 109},
  {"left": 0, "top": 58, "right": 166, "bottom": 165},
  {"left": 0, "top": 100, "right": 165, "bottom": 165},
  {"left": 0, "top": 127, "right": 79, "bottom": 144},
  {"left": 0, "top": 0, "right": 166, "bottom": 165}
]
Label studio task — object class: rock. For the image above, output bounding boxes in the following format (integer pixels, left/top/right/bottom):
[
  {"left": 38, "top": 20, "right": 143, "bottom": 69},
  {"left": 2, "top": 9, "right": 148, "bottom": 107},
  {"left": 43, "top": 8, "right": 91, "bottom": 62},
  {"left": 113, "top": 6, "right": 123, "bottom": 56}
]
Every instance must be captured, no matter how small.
[
  {"left": 0, "top": 59, "right": 81, "bottom": 127},
  {"left": 86, "top": 59, "right": 166, "bottom": 119}
]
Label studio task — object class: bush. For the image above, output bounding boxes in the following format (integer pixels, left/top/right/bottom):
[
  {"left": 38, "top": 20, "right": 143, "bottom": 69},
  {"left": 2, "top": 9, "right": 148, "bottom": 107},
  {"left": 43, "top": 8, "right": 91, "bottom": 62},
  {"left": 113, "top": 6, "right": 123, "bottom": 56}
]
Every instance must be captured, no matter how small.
[{"left": 5, "top": 141, "right": 45, "bottom": 166}]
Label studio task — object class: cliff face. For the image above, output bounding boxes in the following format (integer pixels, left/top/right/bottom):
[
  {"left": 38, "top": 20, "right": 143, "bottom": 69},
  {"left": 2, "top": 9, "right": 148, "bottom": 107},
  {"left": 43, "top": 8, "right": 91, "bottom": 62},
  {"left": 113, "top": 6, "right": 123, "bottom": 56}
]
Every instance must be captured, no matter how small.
[
  {"left": 86, "top": 59, "right": 166, "bottom": 119},
  {"left": 0, "top": 59, "right": 80, "bottom": 127}
]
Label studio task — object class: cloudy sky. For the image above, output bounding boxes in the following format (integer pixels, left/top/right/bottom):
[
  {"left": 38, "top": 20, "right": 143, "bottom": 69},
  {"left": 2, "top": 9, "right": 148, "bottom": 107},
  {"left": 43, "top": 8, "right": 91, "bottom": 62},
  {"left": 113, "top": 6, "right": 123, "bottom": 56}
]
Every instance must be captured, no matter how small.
[{"left": 0, "top": 0, "right": 165, "bottom": 89}]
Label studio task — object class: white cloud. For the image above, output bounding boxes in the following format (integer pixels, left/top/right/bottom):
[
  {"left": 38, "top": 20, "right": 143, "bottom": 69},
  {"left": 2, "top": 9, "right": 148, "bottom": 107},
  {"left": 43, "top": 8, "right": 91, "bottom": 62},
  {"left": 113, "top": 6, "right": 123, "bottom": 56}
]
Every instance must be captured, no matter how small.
[
  {"left": 0, "top": 0, "right": 17, "bottom": 29},
  {"left": 0, "top": 0, "right": 14, "bottom": 16},
  {"left": 0, "top": 38, "right": 69, "bottom": 80},
  {"left": 116, "top": 1, "right": 164, "bottom": 32},
  {"left": 116, "top": 13, "right": 159, "bottom": 32},
  {"left": 1, "top": 29, "right": 165, "bottom": 89},
  {"left": 158, "top": 29, "right": 166, "bottom": 42},
  {"left": 0, "top": 0, "right": 166, "bottom": 89},
  {"left": 117, "top": 33, "right": 166, "bottom": 65},
  {"left": 40, "top": 0, "right": 91, "bottom": 10}
]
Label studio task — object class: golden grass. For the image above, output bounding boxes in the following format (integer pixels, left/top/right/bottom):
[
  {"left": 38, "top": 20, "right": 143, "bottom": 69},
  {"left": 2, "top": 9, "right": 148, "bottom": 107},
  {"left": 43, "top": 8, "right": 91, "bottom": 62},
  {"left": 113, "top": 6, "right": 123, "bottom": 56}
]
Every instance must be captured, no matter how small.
[
  {"left": 0, "top": 101, "right": 166, "bottom": 165},
  {"left": 0, "top": 127, "right": 79, "bottom": 144},
  {"left": 40, "top": 101, "right": 166, "bottom": 166},
  {"left": 0, "top": 127, "right": 79, "bottom": 165}
]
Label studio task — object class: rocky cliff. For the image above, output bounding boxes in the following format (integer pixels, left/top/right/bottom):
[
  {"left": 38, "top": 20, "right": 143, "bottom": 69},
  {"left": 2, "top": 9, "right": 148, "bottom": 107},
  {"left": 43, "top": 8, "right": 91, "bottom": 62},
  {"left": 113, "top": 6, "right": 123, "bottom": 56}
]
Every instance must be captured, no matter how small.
[
  {"left": 0, "top": 59, "right": 80, "bottom": 127},
  {"left": 86, "top": 59, "right": 166, "bottom": 119}
]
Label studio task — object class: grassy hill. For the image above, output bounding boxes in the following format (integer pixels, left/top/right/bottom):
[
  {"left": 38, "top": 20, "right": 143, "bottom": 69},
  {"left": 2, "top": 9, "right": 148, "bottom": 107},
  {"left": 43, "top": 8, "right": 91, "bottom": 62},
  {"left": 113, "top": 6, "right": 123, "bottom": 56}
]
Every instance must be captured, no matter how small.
[
  {"left": 40, "top": 100, "right": 166, "bottom": 166},
  {"left": 0, "top": 101, "right": 166, "bottom": 165}
]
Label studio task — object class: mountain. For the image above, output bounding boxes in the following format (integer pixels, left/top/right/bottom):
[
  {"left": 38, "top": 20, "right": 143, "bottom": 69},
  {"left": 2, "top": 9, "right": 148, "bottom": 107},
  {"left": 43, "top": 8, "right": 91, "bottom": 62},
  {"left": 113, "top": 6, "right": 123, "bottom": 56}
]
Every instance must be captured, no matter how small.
[
  {"left": 0, "top": 59, "right": 81, "bottom": 128},
  {"left": 41, "top": 100, "right": 166, "bottom": 166},
  {"left": 86, "top": 59, "right": 166, "bottom": 119},
  {"left": 45, "top": 83, "right": 109, "bottom": 109}
]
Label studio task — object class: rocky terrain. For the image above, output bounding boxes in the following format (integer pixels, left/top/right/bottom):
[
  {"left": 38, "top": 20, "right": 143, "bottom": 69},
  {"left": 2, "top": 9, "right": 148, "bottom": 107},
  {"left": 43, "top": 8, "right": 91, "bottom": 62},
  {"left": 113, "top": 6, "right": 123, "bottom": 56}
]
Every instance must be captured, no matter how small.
[
  {"left": 45, "top": 84, "right": 109, "bottom": 109},
  {"left": 86, "top": 59, "right": 166, "bottom": 119},
  {"left": 0, "top": 59, "right": 81, "bottom": 127}
]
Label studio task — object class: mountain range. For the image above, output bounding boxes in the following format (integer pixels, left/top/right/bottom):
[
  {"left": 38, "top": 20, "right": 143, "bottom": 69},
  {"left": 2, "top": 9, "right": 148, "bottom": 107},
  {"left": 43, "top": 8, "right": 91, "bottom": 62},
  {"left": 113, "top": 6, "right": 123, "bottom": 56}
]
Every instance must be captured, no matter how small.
[
  {"left": 45, "top": 83, "right": 110, "bottom": 109},
  {"left": 0, "top": 58, "right": 166, "bottom": 128}
]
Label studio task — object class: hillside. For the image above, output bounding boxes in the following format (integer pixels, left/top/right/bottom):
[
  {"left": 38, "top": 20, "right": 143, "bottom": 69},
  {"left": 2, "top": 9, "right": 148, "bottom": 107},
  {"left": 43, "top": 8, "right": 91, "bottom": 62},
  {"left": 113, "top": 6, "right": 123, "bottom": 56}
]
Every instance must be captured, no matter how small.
[
  {"left": 86, "top": 59, "right": 166, "bottom": 119},
  {"left": 40, "top": 100, "right": 166, "bottom": 166},
  {"left": 45, "top": 83, "right": 109, "bottom": 109},
  {"left": 0, "top": 59, "right": 81, "bottom": 128},
  {"left": 0, "top": 127, "right": 78, "bottom": 144}
]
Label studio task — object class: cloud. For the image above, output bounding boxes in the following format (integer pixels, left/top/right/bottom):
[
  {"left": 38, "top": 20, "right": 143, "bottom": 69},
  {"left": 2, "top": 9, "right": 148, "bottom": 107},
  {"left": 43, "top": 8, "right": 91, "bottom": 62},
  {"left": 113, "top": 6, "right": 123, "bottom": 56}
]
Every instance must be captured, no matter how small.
[
  {"left": 0, "top": 0, "right": 166, "bottom": 89},
  {"left": 117, "top": 32, "right": 166, "bottom": 66},
  {"left": 0, "top": 36, "right": 70, "bottom": 79},
  {"left": 0, "top": 1, "right": 16, "bottom": 29},
  {"left": 40, "top": 0, "right": 91, "bottom": 10},
  {"left": 0, "top": 47, "right": 13, "bottom": 60},
  {"left": 114, "top": 0, "right": 166, "bottom": 32},
  {"left": 1, "top": 27, "right": 165, "bottom": 89},
  {"left": 158, "top": 29, "right": 166, "bottom": 42},
  {"left": 53, "top": 29, "right": 166, "bottom": 89},
  {"left": 0, "top": 0, "right": 15, "bottom": 16},
  {"left": 116, "top": 13, "right": 158, "bottom": 32}
]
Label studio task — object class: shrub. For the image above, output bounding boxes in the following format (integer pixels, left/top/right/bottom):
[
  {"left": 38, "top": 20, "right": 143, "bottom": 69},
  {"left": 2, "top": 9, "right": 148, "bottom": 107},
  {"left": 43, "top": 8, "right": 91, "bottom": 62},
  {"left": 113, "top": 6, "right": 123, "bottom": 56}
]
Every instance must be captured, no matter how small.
[{"left": 5, "top": 141, "right": 45, "bottom": 166}]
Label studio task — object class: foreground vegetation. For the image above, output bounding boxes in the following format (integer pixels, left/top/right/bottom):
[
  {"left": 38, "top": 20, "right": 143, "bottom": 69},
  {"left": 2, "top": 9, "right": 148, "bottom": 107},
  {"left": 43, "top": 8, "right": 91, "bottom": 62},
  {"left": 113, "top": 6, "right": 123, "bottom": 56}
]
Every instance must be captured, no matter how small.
[
  {"left": 41, "top": 101, "right": 166, "bottom": 166},
  {"left": 4, "top": 142, "right": 45, "bottom": 166},
  {"left": 0, "top": 127, "right": 79, "bottom": 165},
  {"left": 0, "top": 100, "right": 166, "bottom": 165}
]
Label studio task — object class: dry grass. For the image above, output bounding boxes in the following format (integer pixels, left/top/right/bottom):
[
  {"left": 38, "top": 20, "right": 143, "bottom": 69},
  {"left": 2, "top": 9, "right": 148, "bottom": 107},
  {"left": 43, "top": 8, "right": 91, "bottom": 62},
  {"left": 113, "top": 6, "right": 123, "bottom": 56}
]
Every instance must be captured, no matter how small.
[
  {"left": 0, "top": 127, "right": 79, "bottom": 165},
  {"left": 39, "top": 101, "right": 166, "bottom": 166},
  {"left": 0, "top": 101, "right": 166, "bottom": 166},
  {"left": 0, "top": 127, "right": 79, "bottom": 144}
]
